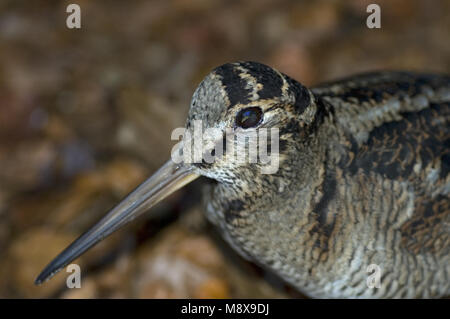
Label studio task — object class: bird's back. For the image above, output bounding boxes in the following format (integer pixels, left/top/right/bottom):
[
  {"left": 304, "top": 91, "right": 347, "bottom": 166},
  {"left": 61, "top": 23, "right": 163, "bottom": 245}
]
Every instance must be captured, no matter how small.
[{"left": 310, "top": 71, "right": 449, "bottom": 297}]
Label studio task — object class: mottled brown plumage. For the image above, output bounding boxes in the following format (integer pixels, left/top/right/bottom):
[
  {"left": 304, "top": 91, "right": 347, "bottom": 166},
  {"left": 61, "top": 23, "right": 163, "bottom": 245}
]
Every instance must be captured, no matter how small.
[
  {"left": 36, "top": 61, "right": 449, "bottom": 298},
  {"left": 190, "top": 63, "right": 449, "bottom": 298}
]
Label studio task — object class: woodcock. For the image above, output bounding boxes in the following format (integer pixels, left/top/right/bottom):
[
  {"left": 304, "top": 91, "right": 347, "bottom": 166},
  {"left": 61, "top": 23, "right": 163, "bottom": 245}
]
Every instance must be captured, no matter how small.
[{"left": 36, "top": 61, "right": 449, "bottom": 298}]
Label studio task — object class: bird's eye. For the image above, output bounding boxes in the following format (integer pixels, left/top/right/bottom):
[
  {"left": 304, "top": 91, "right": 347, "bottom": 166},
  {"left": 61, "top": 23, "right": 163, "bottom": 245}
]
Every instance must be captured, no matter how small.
[{"left": 235, "top": 107, "right": 263, "bottom": 129}]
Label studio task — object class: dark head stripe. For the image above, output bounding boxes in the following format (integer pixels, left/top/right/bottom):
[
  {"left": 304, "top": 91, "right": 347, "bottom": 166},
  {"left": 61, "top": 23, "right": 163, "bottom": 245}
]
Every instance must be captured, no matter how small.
[
  {"left": 285, "top": 75, "right": 310, "bottom": 114},
  {"left": 240, "top": 61, "right": 284, "bottom": 100},
  {"left": 214, "top": 62, "right": 311, "bottom": 115},
  {"left": 214, "top": 63, "right": 251, "bottom": 106}
]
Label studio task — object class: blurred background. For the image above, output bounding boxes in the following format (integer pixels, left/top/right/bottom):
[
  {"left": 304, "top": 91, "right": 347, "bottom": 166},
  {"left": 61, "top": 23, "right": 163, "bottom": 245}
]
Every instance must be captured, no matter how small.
[{"left": 0, "top": 0, "right": 449, "bottom": 298}]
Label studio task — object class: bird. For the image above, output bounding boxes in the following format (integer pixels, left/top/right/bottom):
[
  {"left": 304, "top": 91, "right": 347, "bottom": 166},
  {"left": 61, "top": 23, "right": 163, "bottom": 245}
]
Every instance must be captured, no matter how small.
[{"left": 35, "top": 61, "right": 449, "bottom": 298}]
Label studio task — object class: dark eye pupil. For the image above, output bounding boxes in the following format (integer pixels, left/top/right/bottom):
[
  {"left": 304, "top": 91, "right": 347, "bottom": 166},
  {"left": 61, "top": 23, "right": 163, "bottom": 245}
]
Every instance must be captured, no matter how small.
[{"left": 236, "top": 107, "right": 263, "bottom": 128}]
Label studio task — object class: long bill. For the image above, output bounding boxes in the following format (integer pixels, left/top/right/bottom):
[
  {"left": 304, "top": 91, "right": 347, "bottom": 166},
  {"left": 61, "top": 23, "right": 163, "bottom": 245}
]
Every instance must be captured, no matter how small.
[{"left": 35, "top": 159, "right": 199, "bottom": 285}]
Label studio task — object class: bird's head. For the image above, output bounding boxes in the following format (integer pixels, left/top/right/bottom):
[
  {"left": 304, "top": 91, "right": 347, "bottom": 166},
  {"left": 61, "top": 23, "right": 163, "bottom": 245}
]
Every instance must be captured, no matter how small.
[{"left": 180, "top": 61, "right": 321, "bottom": 182}]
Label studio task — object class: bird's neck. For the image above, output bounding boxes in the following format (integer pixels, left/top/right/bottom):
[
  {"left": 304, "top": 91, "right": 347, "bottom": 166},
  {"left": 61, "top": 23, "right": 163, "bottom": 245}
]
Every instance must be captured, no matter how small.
[{"left": 205, "top": 112, "right": 343, "bottom": 290}]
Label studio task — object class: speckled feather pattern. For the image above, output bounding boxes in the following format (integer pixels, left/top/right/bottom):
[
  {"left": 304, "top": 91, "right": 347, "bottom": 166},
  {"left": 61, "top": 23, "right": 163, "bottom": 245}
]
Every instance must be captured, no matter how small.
[{"left": 186, "top": 62, "right": 449, "bottom": 298}]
